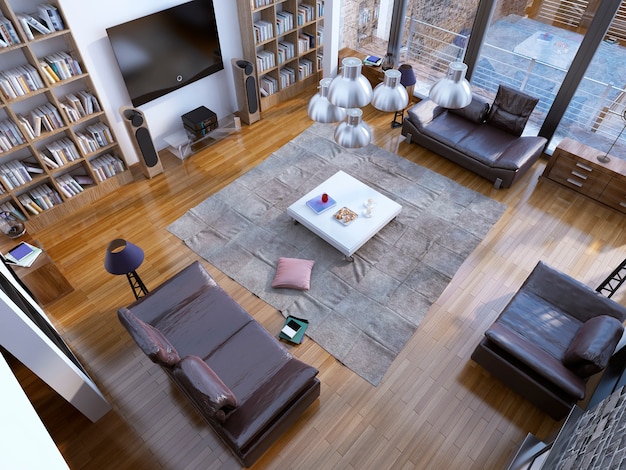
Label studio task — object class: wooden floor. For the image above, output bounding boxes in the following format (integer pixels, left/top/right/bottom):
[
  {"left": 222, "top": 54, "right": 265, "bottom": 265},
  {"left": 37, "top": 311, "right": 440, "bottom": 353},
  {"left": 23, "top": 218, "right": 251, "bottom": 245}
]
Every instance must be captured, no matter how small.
[{"left": 7, "top": 89, "right": 626, "bottom": 469}]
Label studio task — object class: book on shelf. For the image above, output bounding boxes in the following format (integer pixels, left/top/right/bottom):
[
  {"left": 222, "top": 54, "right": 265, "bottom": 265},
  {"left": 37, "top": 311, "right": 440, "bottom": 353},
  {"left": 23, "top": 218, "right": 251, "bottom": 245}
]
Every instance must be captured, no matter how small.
[
  {"left": 0, "top": 16, "right": 21, "bottom": 46},
  {"left": 38, "top": 3, "right": 64, "bottom": 32},
  {"left": 23, "top": 13, "right": 51, "bottom": 34}
]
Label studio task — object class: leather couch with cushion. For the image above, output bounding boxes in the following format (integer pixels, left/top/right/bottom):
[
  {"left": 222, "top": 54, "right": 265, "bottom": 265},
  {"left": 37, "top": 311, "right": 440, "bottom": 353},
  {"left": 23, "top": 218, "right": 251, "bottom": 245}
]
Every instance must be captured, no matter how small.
[
  {"left": 471, "top": 261, "right": 626, "bottom": 420},
  {"left": 118, "top": 261, "right": 320, "bottom": 467},
  {"left": 401, "top": 84, "right": 548, "bottom": 189}
]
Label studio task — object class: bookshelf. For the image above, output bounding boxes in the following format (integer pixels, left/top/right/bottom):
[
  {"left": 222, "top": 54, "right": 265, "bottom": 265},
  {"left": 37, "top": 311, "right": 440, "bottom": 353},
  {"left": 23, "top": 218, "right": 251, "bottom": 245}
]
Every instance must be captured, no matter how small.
[
  {"left": 237, "top": 0, "right": 324, "bottom": 112},
  {"left": 0, "top": 0, "right": 131, "bottom": 232}
]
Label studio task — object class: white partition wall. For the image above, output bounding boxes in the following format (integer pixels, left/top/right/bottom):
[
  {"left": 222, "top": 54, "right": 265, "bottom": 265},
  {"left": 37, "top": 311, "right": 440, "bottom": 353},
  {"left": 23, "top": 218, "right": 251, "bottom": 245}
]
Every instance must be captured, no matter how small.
[{"left": 0, "top": 261, "right": 111, "bottom": 423}]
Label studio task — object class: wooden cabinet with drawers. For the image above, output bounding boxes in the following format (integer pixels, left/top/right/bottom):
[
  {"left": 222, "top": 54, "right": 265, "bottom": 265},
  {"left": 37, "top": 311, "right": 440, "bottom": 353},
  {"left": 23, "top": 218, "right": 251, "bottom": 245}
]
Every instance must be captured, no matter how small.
[{"left": 542, "top": 138, "right": 626, "bottom": 213}]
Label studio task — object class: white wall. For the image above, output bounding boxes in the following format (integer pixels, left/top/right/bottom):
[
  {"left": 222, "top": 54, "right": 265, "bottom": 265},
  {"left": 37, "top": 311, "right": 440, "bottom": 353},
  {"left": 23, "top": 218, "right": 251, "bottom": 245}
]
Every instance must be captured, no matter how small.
[{"left": 58, "top": 0, "right": 242, "bottom": 165}]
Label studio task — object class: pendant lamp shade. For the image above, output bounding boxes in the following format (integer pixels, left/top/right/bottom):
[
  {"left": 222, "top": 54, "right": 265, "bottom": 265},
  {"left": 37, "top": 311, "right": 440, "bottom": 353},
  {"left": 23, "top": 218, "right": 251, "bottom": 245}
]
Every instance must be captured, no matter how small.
[
  {"left": 308, "top": 78, "right": 347, "bottom": 123},
  {"left": 372, "top": 69, "right": 409, "bottom": 112},
  {"left": 334, "top": 108, "right": 371, "bottom": 148},
  {"left": 429, "top": 62, "right": 472, "bottom": 109},
  {"left": 328, "top": 57, "right": 373, "bottom": 109}
]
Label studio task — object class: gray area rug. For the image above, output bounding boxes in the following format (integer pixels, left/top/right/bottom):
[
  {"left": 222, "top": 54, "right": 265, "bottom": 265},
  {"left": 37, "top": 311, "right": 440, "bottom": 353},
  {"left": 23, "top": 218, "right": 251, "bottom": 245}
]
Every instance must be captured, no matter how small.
[{"left": 167, "top": 123, "right": 506, "bottom": 385}]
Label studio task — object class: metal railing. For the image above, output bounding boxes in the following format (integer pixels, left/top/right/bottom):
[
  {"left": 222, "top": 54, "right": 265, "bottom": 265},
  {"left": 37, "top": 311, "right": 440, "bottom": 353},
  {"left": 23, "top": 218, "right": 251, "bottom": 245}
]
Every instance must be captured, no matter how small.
[{"left": 399, "top": 17, "right": 626, "bottom": 151}]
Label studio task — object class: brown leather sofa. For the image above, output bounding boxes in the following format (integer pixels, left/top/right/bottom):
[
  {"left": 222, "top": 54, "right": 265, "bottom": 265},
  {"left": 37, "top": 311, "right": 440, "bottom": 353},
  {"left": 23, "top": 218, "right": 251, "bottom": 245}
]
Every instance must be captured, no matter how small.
[
  {"left": 471, "top": 261, "right": 626, "bottom": 420},
  {"left": 118, "top": 261, "right": 320, "bottom": 467},
  {"left": 401, "top": 84, "right": 547, "bottom": 189}
]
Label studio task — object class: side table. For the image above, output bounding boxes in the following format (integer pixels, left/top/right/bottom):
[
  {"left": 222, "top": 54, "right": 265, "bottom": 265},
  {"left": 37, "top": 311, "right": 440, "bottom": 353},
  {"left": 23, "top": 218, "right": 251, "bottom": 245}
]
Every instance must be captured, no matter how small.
[{"left": 10, "top": 246, "right": 73, "bottom": 305}]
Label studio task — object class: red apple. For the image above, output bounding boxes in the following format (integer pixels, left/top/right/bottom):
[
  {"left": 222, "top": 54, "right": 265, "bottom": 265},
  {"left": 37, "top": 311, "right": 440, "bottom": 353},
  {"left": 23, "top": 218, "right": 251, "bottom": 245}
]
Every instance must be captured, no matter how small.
[{"left": 322, "top": 193, "right": 329, "bottom": 203}]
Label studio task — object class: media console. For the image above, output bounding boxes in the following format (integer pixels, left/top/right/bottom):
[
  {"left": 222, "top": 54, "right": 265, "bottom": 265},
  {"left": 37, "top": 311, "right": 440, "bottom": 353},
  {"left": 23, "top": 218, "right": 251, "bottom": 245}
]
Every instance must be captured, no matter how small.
[{"left": 162, "top": 114, "right": 239, "bottom": 160}]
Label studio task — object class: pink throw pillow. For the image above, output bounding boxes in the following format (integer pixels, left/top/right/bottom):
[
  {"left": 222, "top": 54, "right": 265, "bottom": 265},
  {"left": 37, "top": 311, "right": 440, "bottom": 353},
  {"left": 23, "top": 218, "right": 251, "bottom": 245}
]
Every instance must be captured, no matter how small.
[{"left": 271, "top": 257, "right": 315, "bottom": 290}]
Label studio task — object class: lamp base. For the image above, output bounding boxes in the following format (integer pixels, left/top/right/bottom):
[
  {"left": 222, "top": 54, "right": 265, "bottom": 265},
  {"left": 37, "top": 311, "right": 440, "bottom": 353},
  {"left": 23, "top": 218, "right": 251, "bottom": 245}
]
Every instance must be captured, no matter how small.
[
  {"left": 126, "top": 270, "right": 149, "bottom": 300},
  {"left": 391, "top": 110, "right": 404, "bottom": 128},
  {"left": 597, "top": 154, "right": 611, "bottom": 163}
]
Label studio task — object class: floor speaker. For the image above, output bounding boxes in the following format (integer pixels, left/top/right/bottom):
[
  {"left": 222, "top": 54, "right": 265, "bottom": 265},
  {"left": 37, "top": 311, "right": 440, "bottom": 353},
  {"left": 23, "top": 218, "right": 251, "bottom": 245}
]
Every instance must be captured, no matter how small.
[
  {"left": 120, "top": 106, "right": 163, "bottom": 179},
  {"left": 231, "top": 59, "right": 261, "bottom": 125}
]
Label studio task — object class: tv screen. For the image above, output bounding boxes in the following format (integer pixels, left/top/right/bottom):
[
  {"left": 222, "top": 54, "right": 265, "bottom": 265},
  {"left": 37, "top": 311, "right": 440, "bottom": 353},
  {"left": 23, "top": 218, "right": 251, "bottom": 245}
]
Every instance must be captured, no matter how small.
[{"left": 106, "top": 0, "right": 223, "bottom": 107}]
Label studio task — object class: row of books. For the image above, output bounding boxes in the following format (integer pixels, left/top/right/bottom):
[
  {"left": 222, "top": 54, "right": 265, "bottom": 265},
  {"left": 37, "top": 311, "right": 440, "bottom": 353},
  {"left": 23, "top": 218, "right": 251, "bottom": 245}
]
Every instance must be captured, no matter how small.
[
  {"left": 317, "top": 0, "right": 324, "bottom": 18},
  {"left": 252, "top": 0, "right": 273, "bottom": 8},
  {"left": 59, "top": 91, "right": 101, "bottom": 122},
  {"left": 75, "top": 123, "right": 113, "bottom": 155},
  {"left": 0, "top": 15, "right": 20, "bottom": 47},
  {"left": 41, "top": 137, "right": 80, "bottom": 168},
  {"left": 298, "top": 58, "right": 314, "bottom": 79},
  {"left": 15, "top": 4, "right": 64, "bottom": 40},
  {"left": 0, "top": 159, "right": 39, "bottom": 190},
  {"left": 254, "top": 20, "right": 274, "bottom": 44},
  {"left": 279, "top": 66, "right": 296, "bottom": 88},
  {"left": 91, "top": 153, "right": 125, "bottom": 182},
  {"left": 0, "top": 64, "right": 45, "bottom": 100},
  {"left": 0, "top": 119, "right": 25, "bottom": 152},
  {"left": 298, "top": 32, "right": 315, "bottom": 53},
  {"left": 297, "top": 4, "right": 315, "bottom": 25},
  {"left": 259, "top": 75, "right": 278, "bottom": 97},
  {"left": 18, "top": 102, "right": 64, "bottom": 140},
  {"left": 276, "top": 11, "right": 294, "bottom": 35},
  {"left": 256, "top": 49, "right": 275, "bottom": 72},
  {"left": 18, "top": 183, "right": 62, "bottom": 214},
  {"left": 56, "top": 173, "right": 85, "bottom": 198},
  {"left": 40, "top": 51, "right": 82, "bottom": 84},
  {"left": 0, "top": 202, "right": 25, "bottom": 220},
  {"left": 278, "top": 40, "right": 295, "bottom": 64}
]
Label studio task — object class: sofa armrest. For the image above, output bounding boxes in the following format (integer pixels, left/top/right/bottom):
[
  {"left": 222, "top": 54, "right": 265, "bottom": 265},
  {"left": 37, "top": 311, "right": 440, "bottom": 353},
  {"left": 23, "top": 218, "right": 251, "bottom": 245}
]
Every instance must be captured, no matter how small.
[
  {"left": 173, "top": 355, "right": 238, "bottom": 423},
  {"left": 496, "top": 136, "right": 547, "bottom": 170},
  {"left": 485, "top": 323, "right": 586, "bottom": 400},
  {"left": 406, "top": 99, "right": 446, "bottom": 130}
]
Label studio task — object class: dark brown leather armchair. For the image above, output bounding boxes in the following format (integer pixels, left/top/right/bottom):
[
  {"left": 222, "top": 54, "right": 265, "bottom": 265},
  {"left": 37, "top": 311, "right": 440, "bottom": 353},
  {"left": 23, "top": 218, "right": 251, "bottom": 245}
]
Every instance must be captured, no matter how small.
[{"left": 471, "top": 261, "right": 626, "bottom": 420}]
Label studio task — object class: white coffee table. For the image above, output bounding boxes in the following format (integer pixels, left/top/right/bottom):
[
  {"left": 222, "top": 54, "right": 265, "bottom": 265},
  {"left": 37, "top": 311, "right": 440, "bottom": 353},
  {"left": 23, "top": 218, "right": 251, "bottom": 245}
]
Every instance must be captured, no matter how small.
[{"left": 287, "top": 171, "right": 402, "bottom": 260}]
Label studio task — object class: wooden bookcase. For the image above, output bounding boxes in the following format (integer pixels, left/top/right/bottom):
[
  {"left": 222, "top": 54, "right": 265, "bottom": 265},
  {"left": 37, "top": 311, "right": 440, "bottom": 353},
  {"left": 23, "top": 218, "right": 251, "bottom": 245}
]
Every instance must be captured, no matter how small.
[
  {"left": 237, "top": 0, "right": 325, "bottom": 112},
  {"left": 0, "top": 0, "right": 131, "bottom": 232}
]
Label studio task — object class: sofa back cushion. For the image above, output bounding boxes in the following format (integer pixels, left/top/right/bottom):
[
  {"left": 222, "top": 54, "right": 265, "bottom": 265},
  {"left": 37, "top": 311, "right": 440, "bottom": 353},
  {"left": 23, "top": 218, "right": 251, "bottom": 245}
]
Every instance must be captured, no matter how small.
[
  {"left": 118, "top": 307, "right": 181, "bottom": 367},
  {"left": 449, "top": 95, "right": 490, "bottom": 123},
  {"left": 563, "top": 315, "right": 624, "bottom": 377},
  {"left": 487, "top": 85, "right": 539, "bottom": 136}
]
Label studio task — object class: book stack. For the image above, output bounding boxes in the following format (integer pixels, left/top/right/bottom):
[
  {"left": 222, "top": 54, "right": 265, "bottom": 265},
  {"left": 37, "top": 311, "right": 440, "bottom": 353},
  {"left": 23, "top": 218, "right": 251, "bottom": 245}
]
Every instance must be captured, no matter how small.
[
  {"left": 0, "top": 119, "right": 25, "bottom": 152},
  {"left": 297, "top": 4, "right": 315, "bottom": 25},
  {"left": 297, "top": 33, "right": 314, "bottom": 54},
  {"left": 276, "top": 10, "right": 294, "bottom": 34},
  {"left": 260, "top": 75, "right": 278, "bottom": 96},
  {"left": 253, "top": 20, "right": 273, "bottom": 44},
  {"left": 37, "top": 3, "right": 64, "bottom": 31},
  {"left": 278, "top": 316, "right": 309, "bottom": 344},
  {"left": 0, "top": 64, "right": 45, "bottom": 99},
  {"left": 317, "top": 0, "right": 324, "bottom": 17},
  {"left": 363, "top": 55, "right": 383, "bottom": 66},
  {"left": 277, "top": 41, "right": 295, "bottom": 64},
  {"left": 298, "top": 58, "right": 313, "bottom": 79},
  {"left": 253, "top": 0, "right": 273, "bottom": 7},
  {"left": 41, "top": 137, "right": 80, "bottom": 168},
  {"left": 16, "top": 5, "right": 63, "bottom": 40},
  {"left": 279, "top": 66, "right": 295, "bottom": 88},
  {"left": 0, "top": 15, "right": 20, "bottom": 47},
  {"left": 40, "top": 52, "right": 82, "bottom": 84},
  {"left": 0, "top": 202, "right": 25, "bottom": 221},
  {"left": 0, "top": 159, "right": 33, "bottom": 190},
  {"left": 256, "top": 49, "right": 275, "bottom": 72},
  {"left": 5, "top": 242, "right": 42, "bottom": 267},
  {"left": 90, "top": 154, "right": 125, "bottom": 182},
  {"left": 55, "top": 174, "right": 84, "bottom": 198},
  {"left": 18, "top": 183, "right": 62, "bottom": 214},
  {"left": 17, "top": 102, "right": 64, "bottom": 138}
]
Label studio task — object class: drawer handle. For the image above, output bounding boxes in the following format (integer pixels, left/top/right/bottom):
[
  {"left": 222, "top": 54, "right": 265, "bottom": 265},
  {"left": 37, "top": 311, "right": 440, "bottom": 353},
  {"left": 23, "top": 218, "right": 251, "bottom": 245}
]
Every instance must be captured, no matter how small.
[
  {"left": 620, "top": 202, "right": 626, "bottom": 208},
  {"left": 575, "top": 162, "right": 593, "bottom": 172},
  {"left": 570, "top": 171, "right": 587, "bottom": 180},
  {"left": 566, "top": 178, "right": 583, "bottom": 187}
]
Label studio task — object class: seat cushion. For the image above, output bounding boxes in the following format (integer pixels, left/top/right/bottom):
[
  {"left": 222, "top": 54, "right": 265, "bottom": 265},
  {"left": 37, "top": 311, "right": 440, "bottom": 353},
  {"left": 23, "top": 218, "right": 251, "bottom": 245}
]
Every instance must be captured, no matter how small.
[
  {"left": 563, "top": 315, "right": 624, "bottom": 377},
  {"left": 271, "top": 257, "right": 315, "bottom": 291},
  {"left": 487, "top": 85, "right": 539, "bottom": 136},
  {"left": 449, "top": 95, "right": 490, "bottom": 123}
]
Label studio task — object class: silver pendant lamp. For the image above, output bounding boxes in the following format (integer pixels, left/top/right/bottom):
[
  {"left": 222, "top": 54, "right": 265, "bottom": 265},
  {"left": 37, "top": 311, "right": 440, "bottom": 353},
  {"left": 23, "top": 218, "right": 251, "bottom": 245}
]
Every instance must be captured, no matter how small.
[
  {"left": 334, "top": 108, "right": 371, "bottom": 149},
  {"left": 372, "top": 69, "right": 409, "bottom": 128},
  {"left": 429, "top": 62, "right": 472, "bottom": 109},
  {"left": 307, "top": 78, "right": 347, "bottom": 123},
  {"left": 328, "top": 57, "right": 373, "bottom": 109}
]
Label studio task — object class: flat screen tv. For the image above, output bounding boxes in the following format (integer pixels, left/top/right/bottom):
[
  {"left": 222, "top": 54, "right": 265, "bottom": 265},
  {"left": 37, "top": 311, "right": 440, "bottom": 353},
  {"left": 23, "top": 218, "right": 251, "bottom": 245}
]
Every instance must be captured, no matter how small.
[{"left": 106, "top": 0, "right": 223, "bottom": 107}]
